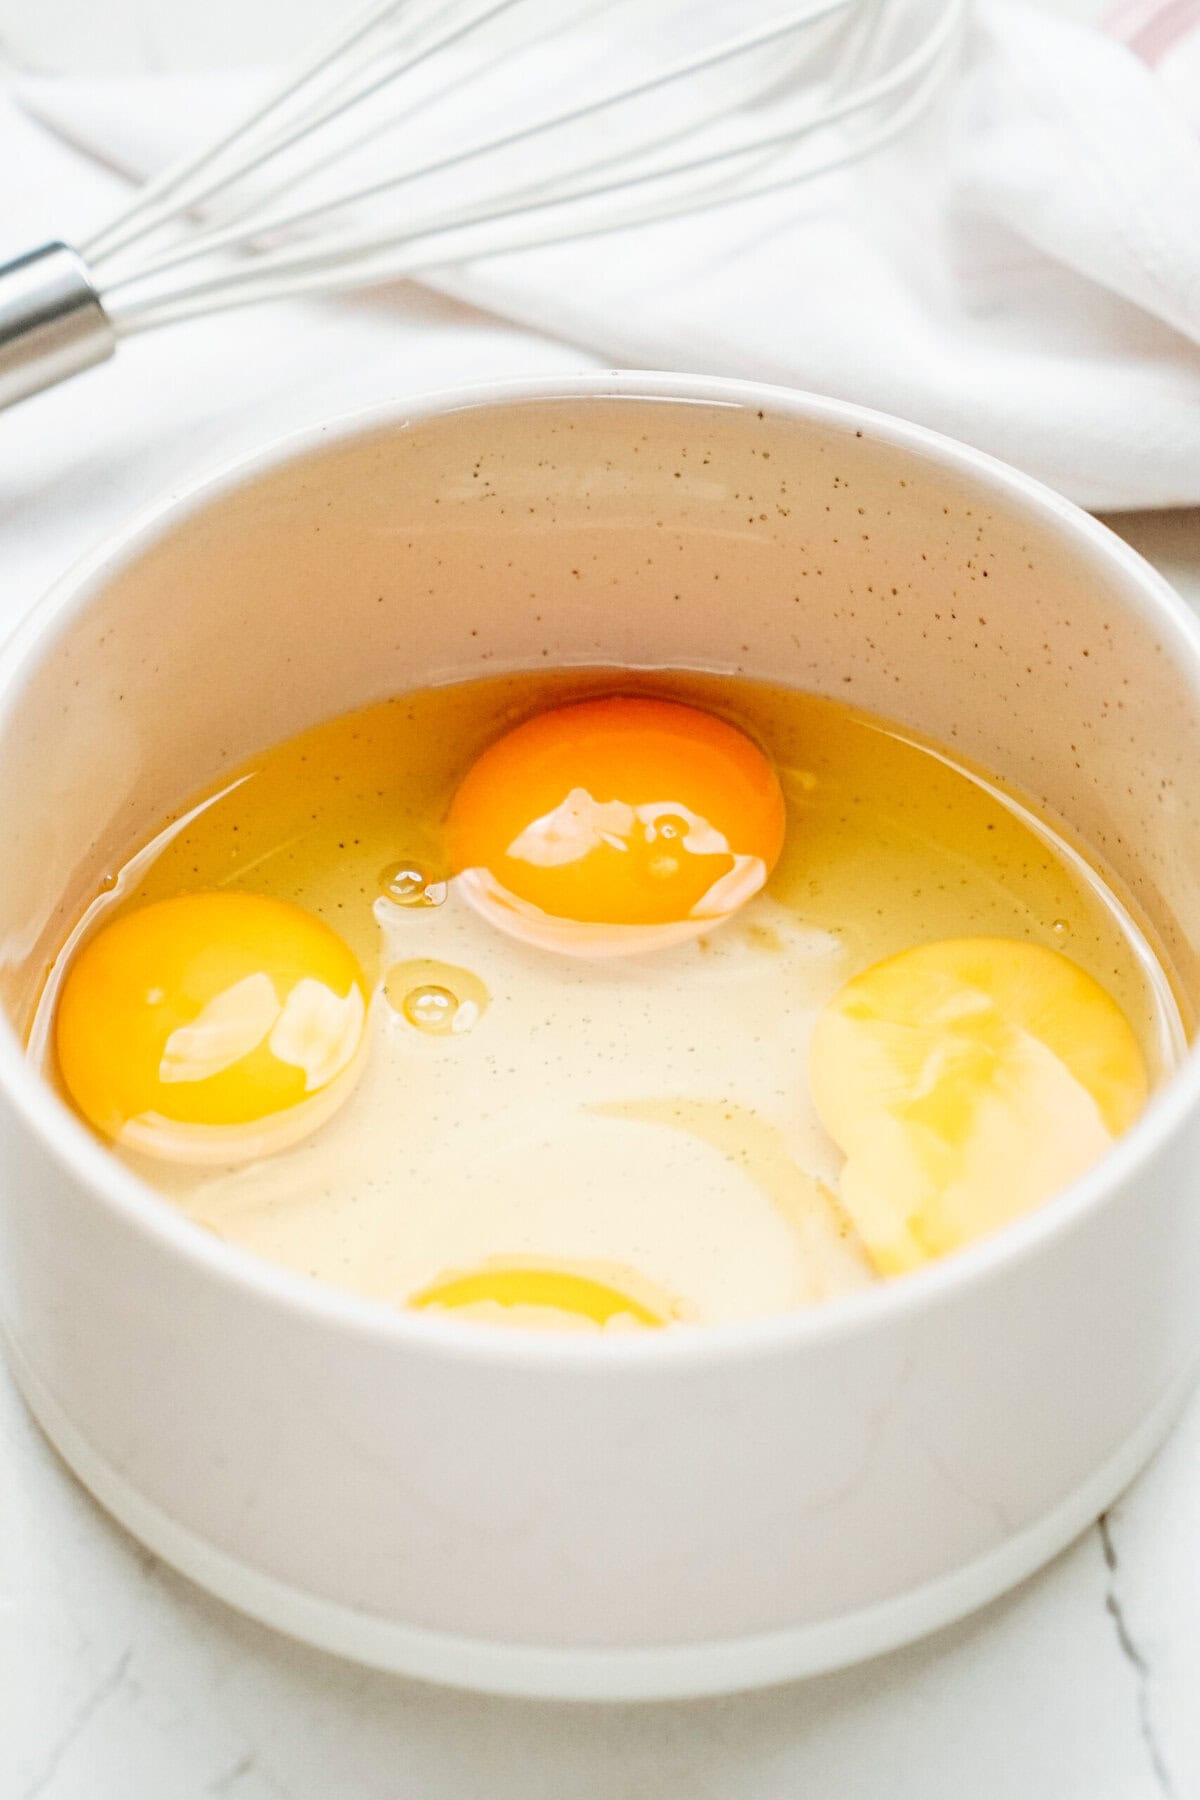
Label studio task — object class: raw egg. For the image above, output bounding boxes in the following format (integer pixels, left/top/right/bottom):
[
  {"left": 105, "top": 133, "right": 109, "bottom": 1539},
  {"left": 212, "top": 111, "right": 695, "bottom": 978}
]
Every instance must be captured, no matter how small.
[
  {"left": 39, "top": 676, "right": 1179, "bottom": 1327},
  {"left": 55, "top": 891, "right": 368, "bottom": 1163},
  {"left": 446, "top": 695, "right": 786, "bottom": 955},
  {"left": 809, "top": 937, "right": 1149, "bottom": 1275}
]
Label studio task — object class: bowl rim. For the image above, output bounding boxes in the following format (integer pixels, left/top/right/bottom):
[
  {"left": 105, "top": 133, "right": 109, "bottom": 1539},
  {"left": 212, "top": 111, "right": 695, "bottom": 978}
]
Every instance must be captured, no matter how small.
[{"left": 3, "top": 365, "right": 1200, "bottom": 1372}]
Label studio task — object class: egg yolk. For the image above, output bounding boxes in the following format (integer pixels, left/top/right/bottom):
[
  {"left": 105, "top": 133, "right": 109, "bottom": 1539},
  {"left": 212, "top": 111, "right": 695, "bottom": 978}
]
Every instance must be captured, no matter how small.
[
  {"left": 56, "top": 892, "right": 368, "bottom": 1164},
  {"left": 409, "top": 1257, "right": 684, "bottom": 1331},
  {"left": 809, "top": 937, "right": 1149, "bottom": 1276},
  {"left": 446, "top": 696, "right": 786, "bottom": 955}
]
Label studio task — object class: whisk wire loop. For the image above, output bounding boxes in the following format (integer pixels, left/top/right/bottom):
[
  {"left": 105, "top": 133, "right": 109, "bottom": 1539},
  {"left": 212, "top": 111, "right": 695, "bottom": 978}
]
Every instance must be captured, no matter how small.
[
  {"left": 0, "top": 0, "right": 964, "bottom": 407},
  {"left": 107, "top": 0, "right": 859, "bottom": 296},
  {"left": 84, "top": 0, "right": 530, "bottom": 267}
]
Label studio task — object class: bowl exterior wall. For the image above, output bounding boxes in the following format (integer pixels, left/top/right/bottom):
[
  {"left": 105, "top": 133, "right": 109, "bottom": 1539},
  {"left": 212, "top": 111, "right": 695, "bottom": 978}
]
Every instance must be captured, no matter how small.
[{"left": 3, "top": 1087, "right": 1200, "bottom": 1664}]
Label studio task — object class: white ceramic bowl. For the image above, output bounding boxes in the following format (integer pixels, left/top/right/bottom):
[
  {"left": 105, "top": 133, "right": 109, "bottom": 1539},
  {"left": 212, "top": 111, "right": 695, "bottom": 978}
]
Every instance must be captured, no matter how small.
[{"left": 2, "top": 372, "right": 1200, "bottom": 1701}]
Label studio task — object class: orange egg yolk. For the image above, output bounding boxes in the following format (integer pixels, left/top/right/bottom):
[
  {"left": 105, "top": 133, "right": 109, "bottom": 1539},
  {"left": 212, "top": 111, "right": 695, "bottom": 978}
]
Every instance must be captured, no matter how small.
[
  {"left": 56, "top": 892, "right": 368, "bottom": 1163},
  {"left": 445, "top": 696, "right": 786, "bottom": 954},
  {"left": 809, "top": 937, "right": 1149, "bottom": 1275}
]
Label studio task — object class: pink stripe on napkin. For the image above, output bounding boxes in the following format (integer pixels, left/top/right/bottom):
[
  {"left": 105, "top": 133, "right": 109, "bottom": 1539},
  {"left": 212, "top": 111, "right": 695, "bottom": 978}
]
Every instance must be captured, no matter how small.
[{"left": 1104, "top": 0, "right": 1200, "bottom": 63}]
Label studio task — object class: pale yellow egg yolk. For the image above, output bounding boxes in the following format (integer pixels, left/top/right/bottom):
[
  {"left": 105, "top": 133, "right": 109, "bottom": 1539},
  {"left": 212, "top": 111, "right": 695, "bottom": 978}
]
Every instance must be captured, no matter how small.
[
  {"left": 55, "top": 891, "right": 367, "bottom": 1163},
  {"left": 809, "top": 937, "right": 1149, "bottom": 1275}
]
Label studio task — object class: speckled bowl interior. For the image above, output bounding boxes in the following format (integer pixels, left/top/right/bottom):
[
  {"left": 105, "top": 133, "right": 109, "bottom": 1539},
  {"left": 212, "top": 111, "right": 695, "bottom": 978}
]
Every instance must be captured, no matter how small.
[{"left": 4, "top": 387, "right": 1200, "bottom": 1032}]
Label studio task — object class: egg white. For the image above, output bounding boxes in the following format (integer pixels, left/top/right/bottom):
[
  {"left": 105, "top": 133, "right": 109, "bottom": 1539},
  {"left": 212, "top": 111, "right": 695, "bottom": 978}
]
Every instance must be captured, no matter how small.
[{"left": 129, "top": 886, "right": 874, "bottom": 1324}]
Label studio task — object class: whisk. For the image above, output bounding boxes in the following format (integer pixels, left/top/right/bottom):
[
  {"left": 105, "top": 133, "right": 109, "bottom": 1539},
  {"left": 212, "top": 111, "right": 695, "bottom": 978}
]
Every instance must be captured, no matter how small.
[{"left": 0, "top": 0, "right": 963, "bottom": 411}]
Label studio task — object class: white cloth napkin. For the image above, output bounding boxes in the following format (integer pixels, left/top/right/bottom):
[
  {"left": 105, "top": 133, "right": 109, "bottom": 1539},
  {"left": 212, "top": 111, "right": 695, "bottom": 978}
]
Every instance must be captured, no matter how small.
[
  {"left": 0, "top": 90, "right": 597, "bottom": 639},
  {"left": 3, "top": 0, "right": 1200, "bottom": 621}
]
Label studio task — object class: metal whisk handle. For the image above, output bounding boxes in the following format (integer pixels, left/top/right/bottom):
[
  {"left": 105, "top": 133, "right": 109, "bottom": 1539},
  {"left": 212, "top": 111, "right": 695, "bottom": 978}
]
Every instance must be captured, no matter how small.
[{"left": 0, "top": 243, "right": 115, "bottom": 410}]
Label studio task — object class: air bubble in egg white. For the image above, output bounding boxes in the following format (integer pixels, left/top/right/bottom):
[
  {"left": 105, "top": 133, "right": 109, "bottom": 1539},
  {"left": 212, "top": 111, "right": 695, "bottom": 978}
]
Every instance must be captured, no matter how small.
[
  {"left": 379, "top": 861, "right": 447, "bottom": 908},
  {"left": 384, "top": 959, "right": 489, "bottom": 1037},
  {"left": 404, "top": 985, "right": 458, "bottom": 1033}
]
